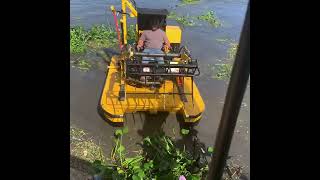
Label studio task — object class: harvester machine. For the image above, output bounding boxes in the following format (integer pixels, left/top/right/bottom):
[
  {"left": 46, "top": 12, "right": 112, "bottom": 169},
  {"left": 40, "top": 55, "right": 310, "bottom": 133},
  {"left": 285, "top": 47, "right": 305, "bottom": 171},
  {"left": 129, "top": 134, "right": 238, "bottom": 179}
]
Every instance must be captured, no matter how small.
[{"left": 99, "top": 0, "right": 205, "bottom": 125}]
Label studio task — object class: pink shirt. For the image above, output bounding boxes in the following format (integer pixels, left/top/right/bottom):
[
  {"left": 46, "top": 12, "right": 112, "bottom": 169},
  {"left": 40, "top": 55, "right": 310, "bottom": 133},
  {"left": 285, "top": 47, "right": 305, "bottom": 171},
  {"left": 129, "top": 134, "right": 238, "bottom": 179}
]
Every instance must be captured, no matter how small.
[{"left": 139, "top": 29, "right": 170, "bottom": 49}]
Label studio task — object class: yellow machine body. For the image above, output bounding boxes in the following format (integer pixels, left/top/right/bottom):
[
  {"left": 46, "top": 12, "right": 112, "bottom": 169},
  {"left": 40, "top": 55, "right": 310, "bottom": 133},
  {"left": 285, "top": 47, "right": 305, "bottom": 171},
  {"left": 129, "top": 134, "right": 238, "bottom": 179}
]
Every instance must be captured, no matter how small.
[
  {"left": 101, "top": 0, "right": 205, "bottom": 124},
  {"left": 99, "top": 56, "right": 205, "bottom": 123},
  {"left": 165, "top": 26, "right": 182, "bottom": 43}
]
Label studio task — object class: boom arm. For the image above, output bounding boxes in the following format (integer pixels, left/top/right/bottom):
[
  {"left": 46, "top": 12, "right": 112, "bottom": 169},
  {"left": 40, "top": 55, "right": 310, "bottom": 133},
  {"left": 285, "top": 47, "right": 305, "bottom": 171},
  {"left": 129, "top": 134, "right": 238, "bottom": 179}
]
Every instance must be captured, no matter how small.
[
  {"left": 120, "top": 0, "right": 137, "bottom": 45},
  {"left": 110, "top": 0, "right": 137, "bottom": 46}
]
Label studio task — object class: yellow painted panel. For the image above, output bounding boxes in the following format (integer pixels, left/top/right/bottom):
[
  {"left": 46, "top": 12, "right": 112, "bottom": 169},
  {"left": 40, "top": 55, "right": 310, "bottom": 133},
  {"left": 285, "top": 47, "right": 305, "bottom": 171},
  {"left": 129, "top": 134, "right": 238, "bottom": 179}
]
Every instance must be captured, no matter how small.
[{"left": 166, "top": 25, "right": 182, "bottom": 43}]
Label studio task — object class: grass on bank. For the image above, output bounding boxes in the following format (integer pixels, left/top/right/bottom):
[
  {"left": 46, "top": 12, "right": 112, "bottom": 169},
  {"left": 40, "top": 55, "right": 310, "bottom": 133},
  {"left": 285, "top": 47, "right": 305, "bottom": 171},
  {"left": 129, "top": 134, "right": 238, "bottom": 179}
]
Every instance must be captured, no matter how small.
[{"left": 70, "top": 127, "right": 106, "bottom": 164}]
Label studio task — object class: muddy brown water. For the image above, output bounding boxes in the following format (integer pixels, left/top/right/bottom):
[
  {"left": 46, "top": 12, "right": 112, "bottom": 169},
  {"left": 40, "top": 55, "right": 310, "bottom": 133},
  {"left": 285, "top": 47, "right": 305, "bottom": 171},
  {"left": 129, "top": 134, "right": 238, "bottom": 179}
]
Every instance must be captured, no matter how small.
[{"left": 70, "top": 0, "right": 250, "bottom": 178}]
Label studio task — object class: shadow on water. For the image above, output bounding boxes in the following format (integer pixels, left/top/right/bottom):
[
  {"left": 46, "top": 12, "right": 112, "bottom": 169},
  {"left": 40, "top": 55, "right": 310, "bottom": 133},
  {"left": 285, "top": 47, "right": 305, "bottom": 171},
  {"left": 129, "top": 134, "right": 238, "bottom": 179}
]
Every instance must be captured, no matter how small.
[
  {"left": 98, "top": 48, "right": 120, "bottom": 62},
  {"left": 240, "top": 174, "right": 249, "bottom": 180},
  {"left": 137, "top": 112, "right": 169, "bottom": 138},
  {"left": 96, "top": 47, "right": 124, "bottom": 127},
  {"left": 175, "top": 120, "right": 211, "bottom": 168},
  {"left": 96, "top": 69, "right": 124, "bottom": 127},
  {"left": 135, "top": 111, "right": 210, "bottom": 166},
  {"left": 70, "top": 155, "right": 94, "bottom": 176}
]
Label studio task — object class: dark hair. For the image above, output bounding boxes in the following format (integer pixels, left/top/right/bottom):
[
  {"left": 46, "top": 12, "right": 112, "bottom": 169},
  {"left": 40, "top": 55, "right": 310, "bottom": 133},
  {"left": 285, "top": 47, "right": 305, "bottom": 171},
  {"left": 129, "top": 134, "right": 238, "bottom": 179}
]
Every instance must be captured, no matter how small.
[{"left": 150, "top": 18, "right": 160, "bottom": 30}]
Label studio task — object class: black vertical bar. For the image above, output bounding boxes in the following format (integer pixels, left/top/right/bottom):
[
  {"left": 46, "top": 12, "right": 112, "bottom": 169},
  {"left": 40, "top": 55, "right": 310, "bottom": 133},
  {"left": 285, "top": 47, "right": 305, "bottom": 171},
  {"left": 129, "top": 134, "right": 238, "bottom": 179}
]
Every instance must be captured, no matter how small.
[
  {"left": 172, "top": 77, "right": 175, "bottom": 104},
  {"left": 164, "top": 75, "right": 166, "bottom": 94},
  {"left": 208, "top": 2, "right": 250, "bottom": 180},
  {"left": 191, "top": 76, "right": 194, "bottom": 107},
  {"left": 163, "top": 74, "right": 166, "bottom": 109},
  {"left": 154, "top": 64, "right": 156, "bottom": 90},
  {"left": 120, "top": 22, "right": 124, "bottom": 46},
  {"left": 145, "top": 73, "right": 147, "bottom": 86},
  {"left": 182, "top": 76, "right": 184, "bottom": 94}
]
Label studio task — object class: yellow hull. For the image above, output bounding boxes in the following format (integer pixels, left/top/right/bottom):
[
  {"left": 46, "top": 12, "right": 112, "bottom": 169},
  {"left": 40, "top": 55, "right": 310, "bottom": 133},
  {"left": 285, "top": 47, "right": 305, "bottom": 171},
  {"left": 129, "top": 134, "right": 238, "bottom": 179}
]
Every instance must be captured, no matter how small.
[{"left": 99, "top": 56, "right": 205, "bottom": 123}]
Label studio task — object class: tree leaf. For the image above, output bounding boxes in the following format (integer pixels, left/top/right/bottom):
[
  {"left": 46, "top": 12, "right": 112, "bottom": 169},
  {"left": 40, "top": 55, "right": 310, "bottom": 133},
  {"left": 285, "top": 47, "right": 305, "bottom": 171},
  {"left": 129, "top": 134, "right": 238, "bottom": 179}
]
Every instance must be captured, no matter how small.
[
  {"left": 117, "top": 169, "right": 124, "bottom": 174},
  {"left": 115, "top": 129, "right": 123, "bottom": 137},
  {"left": 122, "top": 126, "right": 129, "bottom": 134},
  {"left": 133, "top": 165, "right": 140, "bottom": 170},
  {"left": 181, "top": 128, "right": 190, "bottom": 135},
  {"left": 118, "top": 145, "right": 125, "bottom": 153},
  {"left": 207, "top": 146, "right": 214, "bottom": 153},
  {"left": 143, "top": 137, "right": 151, "bottom": 144},
  {"left": 138, "top": 170, "right": 145, "bottom": 178},
  {"left": 187, "top": 175, "right": 201, "bottom": 180},
  {"left": 143, "top": 161, "right": 153, "bottom": 170},
  {"left": 132, "top": 174, "right": 141, "bottom": 180}
]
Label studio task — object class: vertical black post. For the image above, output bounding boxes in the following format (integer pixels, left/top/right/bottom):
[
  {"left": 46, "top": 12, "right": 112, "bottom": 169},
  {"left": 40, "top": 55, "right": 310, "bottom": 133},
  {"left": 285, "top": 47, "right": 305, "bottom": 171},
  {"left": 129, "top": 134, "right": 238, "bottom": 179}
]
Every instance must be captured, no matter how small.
[
  {"left": 208, "top": 2, "right": 250, "bottom": 180},
  {"left": 120, "top": 21, "right": 124, "bottom": 46}
]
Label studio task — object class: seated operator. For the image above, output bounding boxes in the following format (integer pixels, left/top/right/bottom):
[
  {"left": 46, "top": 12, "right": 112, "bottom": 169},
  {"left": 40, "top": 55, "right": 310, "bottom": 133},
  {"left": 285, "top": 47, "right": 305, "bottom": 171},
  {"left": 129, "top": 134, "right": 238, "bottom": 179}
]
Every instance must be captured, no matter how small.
[{"left": 136, "top": 19, "right": 171, "bottom": 64}]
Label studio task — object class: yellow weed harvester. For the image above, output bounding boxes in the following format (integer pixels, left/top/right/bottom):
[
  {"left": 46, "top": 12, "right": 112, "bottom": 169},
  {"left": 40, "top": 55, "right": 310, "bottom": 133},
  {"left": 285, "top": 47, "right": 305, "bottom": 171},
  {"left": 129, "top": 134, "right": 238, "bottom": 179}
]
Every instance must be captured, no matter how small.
[{"left": 99, "top": 0, "right": 205, "bottom": 124}]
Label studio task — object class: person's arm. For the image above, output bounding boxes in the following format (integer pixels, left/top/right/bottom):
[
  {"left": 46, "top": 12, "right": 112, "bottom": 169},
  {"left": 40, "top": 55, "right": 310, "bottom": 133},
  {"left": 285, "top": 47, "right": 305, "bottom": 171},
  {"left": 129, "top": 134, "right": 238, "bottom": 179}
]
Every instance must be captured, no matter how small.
[
  {"left": 163, "top": 33, "right": 171, "bottom": 52},
  {"left": 137, "top": 32, "right": 146, "bottom": 50},
  {"left": 163, "top": 32, "right": 171, "bottom": 48}
]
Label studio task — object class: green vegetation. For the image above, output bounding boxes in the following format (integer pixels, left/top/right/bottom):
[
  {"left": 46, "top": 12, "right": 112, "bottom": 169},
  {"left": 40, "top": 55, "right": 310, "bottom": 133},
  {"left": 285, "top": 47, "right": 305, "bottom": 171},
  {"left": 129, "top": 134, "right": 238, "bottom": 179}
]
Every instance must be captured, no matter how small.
[
  {"left": 168, "top": 12, "right": 196, "bottom": 26},
  {"left": 181, "top": 128, "right": 190, "bottom": 135},
  {"left": 176, "top": 15, "right": 196, "bottom": 27},
  {"left": 93, "top": 128, "right": 208, "bottom": 180},
  {"left": 70, "top": 24, "right": 136, "bottom": 54},
  {"left": 86, "top": 24, "right": 117, "bottom": 49},
  {"left": 212, "top": 42, "right": 239, "bottom": 80},
  {"left": 197, "top": 11, "right": 221, "bottom": 27},
  {"left": 207, "top": 147, "right": 214, "bottom": 154},
  {"left": 69, "top": 24, "right": 135, "bottom": 73},
  {"left": 167, "top": 12, "right": 179, "bottom": 19},
  {"left": 168, "top": 11, "right": 221, "bottom": 28},
  {"left": 181, "top": 0, "right": 200, "bottom": 5},
  {"left": 70, "top": 127, "right": 209, "bottom": 179},
  {"left": 227, "top": 42, "right": 238, "bottom": 61},
  {"left": 70, "top": 25, "right": 116, "bottom": 54},
  {"left": 70, "top": 26, "right": 89, "bottom": 54},
  {"left": 212, "top": 63, "right": 233, "bottom": 80},
  {"left": 70, "top": 126, "right": 245, "bottom": 179},
  {"left": 216, "top": 37, "right": 233, "bottom": 44},
  {"left": 168, "top": 12, "right": 196, "bottom": 27},
  {"left": 71, "top": 58, "right": 92, "bottom": 72},
  {"left": 70, "top": 127, "right": 106, "bottom": 164},
  {"left": 127, "top": 25, "right": 137, "bottom": 44},
  {"left": 70, "top": 24, "right": 137, "bottom": 72}
]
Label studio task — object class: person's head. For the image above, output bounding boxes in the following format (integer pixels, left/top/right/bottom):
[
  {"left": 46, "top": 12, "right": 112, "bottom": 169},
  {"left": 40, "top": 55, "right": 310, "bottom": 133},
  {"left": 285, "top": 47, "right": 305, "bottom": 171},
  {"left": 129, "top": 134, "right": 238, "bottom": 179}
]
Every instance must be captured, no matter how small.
[{"left": 150, "top": 18, "right": 160, "bottom": 31}]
